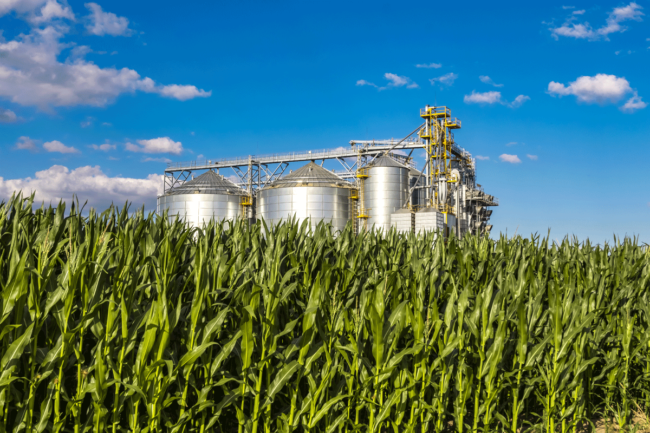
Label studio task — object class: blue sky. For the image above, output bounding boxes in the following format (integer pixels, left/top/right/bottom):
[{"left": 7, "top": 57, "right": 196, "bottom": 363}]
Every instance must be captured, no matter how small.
[{"left": 0, "top": 0, "right": 648, "bottom": 243}]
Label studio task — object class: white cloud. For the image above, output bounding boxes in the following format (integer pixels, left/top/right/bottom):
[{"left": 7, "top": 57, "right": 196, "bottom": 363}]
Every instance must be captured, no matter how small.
[
  {"left": 479, "top": 75, "right": 503, "bottom": 87},
  {"left": 84, "top": 3, "right": 131, "bottom": 36},
  {"left": 125, "top": 137, "right": 183, "bottom": 154},
  {"left": 80, "top": 116, "right": 94, "bottom": 128},
  {"left": 510, "top": 95, "right": 530, "bottom": 108},
  {"left": 143, "top": 157, "right": 172, "bottom": 163},
  {"left": 499, "top": 154, "right": 521, "bottom": 164},
  {"left": 526, "top": 154, "right": 538, "bottom": 160},
  {"left": 384, "top": 73, "right": 418, "bottom": 89},
  {"left": 356, "top": 79, "right": 377, "bottom": 87},
  {"left": 550, "top": 2, "right": 644, "bottom": 41},
  {"left": 415, "top": 63, "right": 442, "bottom": 69},
  {"left": 547, "top": 74, "right": 637, "bottom": 107},
  {"left": 0, "top": 165, "right": 162, "bottom": 209},
  {"left": 196, "top": 154, "right": 204, "bottom": 159},
  {"left": 620, "top": 92, "right": 647, "bottom": 113},
  {"left": 563, "top": 6, "right": 575, "bottom": 9},
  {"left": 14, "top": 136, "right": 39, "bottom": 151},
  {"left": 0, "top": 0, "right": 74, "bottom": 24},
  {"left": 506, "top": 142, "right": 518, "bottom": 146},
  {"left": 0, "top": 25, "right": 211, "bottom": 110},
  {"left": 43, "top": 140, "right": 80, "bottom": 154},
  {"left": 464, "top": 91, "right": 529, "bottom": 108},
  {"left": 102, "top": 122, "right": 112, "bottom": 126},
  {"left": 599, "top": 2, "right": 644, "bottom": 37},
  {"left": 0, "top": 108, "right": 17, "bottom": 123},
  {"left": 430, "top": 72, "right": 458, "bottom": 86},
  {"left": 156, "top": 84, "right": 212, "bottom": 101},
  {"left": 89, "top": 143, "right": 115, "bottom": 151},
  {"left": 475, "top": 155, "right": 490, "bottom": 160},
  {"left": 357, "top": 74, "right": 418, "bottom": 90},
  {"left": 464, "top": 91, "right": 503, "bottom": 104}
]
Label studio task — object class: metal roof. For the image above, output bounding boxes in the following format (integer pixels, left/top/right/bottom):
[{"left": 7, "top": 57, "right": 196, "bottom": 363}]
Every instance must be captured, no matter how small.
[
  {"left": 265, "top": 162, "right": 352, "bottom": 189},
  {"left": 166, "top": 170, "right": 247, "bottom": 196},
  {"left": 368, "top": 155, "right": 409, "bottom": 169}
]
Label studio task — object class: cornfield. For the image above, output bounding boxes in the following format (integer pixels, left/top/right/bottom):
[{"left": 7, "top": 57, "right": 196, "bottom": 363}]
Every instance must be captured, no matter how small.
[{"left": 1, "top": 193, "right": 650, "bottom": 433}]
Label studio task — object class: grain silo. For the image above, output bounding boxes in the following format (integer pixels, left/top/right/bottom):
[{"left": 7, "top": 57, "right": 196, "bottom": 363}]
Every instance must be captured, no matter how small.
[
  {"left": 157, "top": 170, "right": 247, "bottom": 226},
  {"left": 257, "top": 161, "right": 353, "bottom": 232},
  {"left": 362, "top": 155, "right": 409, "bottom": 233}
]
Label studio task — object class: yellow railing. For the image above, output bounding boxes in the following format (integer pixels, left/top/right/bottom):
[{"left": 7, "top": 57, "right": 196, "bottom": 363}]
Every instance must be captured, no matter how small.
[
  {"left": 445, "top": 117, "right": 461, "bottom": 129},
  {"left": 420, "top": 106, "right": 451, "bottom": 118},
  {"left": 240, "top": 195, "right": 253, "bottom": 207},
  {"left": 356, "top": 168, "right": 369, "bottom": 178}
]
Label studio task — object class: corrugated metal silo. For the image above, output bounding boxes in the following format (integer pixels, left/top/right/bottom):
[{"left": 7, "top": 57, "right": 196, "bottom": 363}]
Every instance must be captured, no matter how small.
[
  {"left": 363, "top": 155, "right": 409, "bottom": 233},
  {"left": 257, "top": 162, "right": 352, "bottom": 232},
  {"left": 157, "top": 170, "right": 247, "bottom": 226}
]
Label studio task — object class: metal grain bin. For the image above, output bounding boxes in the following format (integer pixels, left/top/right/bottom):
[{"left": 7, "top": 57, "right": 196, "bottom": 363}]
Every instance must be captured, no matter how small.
[
  {"left": 257, "top": 162, "right": 353, "bottom": 232},
  {"left": 157, "top": 170, "right": 247, "bottom": 226},
  {"left": 363, "top": 155, "right": 409, "bottom": 233}
]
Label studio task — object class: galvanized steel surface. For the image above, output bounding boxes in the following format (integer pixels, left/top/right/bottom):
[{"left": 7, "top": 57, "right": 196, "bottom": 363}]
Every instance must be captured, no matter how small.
[
  {"left": 364, "top": 157, "right": 409, "bottom": 233},
  {"left": 157, "top": 193, "right": 242, "bottom": 226},
  {"left": 257, "top": 186, "right": 350, "bottom": 232}
]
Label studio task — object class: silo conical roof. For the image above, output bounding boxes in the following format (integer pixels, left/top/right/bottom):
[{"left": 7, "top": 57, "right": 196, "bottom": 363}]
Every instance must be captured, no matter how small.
[
  {"left": 266, "top": 162, "right": 351, "bottom": 188},
  {"left": 368, "top": 155, "right": 409, "bottom": 168},
  {"left": 167, "top": 170, "right": 247, "bottom": 196}
]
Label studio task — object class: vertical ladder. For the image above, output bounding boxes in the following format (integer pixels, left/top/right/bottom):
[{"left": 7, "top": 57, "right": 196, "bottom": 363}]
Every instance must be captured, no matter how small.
[{"left": 356, "top": 168, "right": 370, "bottom": 231}]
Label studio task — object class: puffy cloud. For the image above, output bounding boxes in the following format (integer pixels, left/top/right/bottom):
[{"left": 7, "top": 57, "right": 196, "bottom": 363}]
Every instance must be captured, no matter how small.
[
  {"left": 550, "top": 2, "right": 644, "bottom": 41},
  {"left": 547, "top": 74, "right": 636, "bottom": 106},
  {"left": 479, "top": 75, "right": 503, "bottom": 87},
  {"left": 475, "top": 155, "right": 490, "bottom": 160},
  {"left": 0, "top": 165, "right": 162, "bottom": 209},
  {"left": 415, "top": 63, "right": 442, "bottom": 69},
  {"left": 143, "top": 157, "right": 172, "bottom": 163},
  {"left": 356, "top": 79, "right": 377, "bottom": 87},
  {"left": 43, "top": 140, "right": 80, "bottom": 154},
  {"left": 384, "top": 73, "right": 418, "bottom": 89},
  {"left": 499, "top": 154, "right": 521, "bottom": 164},
  {"left": 620, "top": 92, "right": 647, "bottom": 113},
  {"left": 551, "top": 22, "right": 596, "bottom": 40},
  {"left": 89, "top": 143, "right": 116, "bottom": 151},
  {"left": 430, "top": 72, "right": 458, "bottom": 86},
  {"left": 510, "top": 95, "right": 530, "bottom": 108},
  {"left": 464, "top": 91, "right": 529, "bottom": 108},
  {"left": 125, "top": 137, "right": 183, "bottom": 154},
  {"left": 0, "top": 108, "right": 17, "bottom": 123},
  {"left": 84, "top": 3, "right": 131, "bottom": 36},
  {"left": 14, "top": 136, "right": 39, "bottom": 151},
  {"left": 157, "top": 84, "right": 212, "bottom": 101},
  {"left": 0, "top": 0, "right": 74, "bottom": 24},
  {"left": 599, "top": 2, "right": 644, "bottom": 37},
  {"left": 526, "top": 154, "right": 538, "bottom": 160},
  {"left": 0, "top": 25, "right": 211, "bottom": 110},
  {"left": 464, "top": 91, "right": 503, "bottom": 104}
]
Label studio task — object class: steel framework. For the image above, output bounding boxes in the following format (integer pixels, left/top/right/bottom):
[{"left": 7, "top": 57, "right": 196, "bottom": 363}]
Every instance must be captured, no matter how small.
[{"left": 162, "top": 106, "right": 496, "bottom": 218}]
